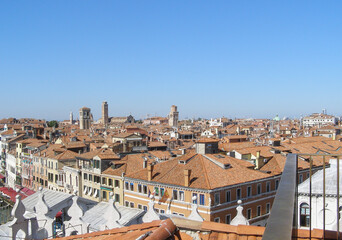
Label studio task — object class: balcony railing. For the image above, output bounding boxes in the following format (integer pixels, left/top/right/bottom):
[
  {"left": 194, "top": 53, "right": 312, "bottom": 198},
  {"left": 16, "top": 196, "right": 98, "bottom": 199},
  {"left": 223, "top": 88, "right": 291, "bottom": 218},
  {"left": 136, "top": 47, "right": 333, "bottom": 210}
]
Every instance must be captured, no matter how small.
[
  {"left": 56, "top": 180, "right": 64, "bottom": 186},
  {"left": 262, "top": 153, "right": 341, "bottom": 240}
]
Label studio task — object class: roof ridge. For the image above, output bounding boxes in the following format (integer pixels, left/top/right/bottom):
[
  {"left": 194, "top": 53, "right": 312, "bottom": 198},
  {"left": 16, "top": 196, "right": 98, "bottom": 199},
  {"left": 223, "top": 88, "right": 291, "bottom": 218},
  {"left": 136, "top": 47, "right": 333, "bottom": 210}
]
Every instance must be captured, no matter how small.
[{"left": 199, "top": 155, "right": 211, "bottom": 189}]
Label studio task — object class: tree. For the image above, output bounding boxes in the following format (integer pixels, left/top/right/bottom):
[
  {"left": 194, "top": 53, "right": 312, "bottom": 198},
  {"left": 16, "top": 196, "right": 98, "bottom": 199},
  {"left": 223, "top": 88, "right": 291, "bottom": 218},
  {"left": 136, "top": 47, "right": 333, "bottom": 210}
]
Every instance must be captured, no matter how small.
[{"left": 47, "top": 120, "right": 59, "bottom": 128}]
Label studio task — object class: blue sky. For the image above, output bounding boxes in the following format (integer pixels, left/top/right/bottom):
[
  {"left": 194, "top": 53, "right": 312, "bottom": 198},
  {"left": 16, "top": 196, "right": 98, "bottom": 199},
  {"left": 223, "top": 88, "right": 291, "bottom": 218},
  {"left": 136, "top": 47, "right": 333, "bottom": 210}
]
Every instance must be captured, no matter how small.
[{"left": 1, "top": 1, "right": 341, "bottom": 121}]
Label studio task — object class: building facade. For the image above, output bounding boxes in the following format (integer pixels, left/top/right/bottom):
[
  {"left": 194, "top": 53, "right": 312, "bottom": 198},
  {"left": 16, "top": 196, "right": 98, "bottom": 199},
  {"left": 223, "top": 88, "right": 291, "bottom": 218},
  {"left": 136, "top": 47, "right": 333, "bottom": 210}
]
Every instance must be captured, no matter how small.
[{"left": 302, "top": 113, "right": 337, "bottom": 127}]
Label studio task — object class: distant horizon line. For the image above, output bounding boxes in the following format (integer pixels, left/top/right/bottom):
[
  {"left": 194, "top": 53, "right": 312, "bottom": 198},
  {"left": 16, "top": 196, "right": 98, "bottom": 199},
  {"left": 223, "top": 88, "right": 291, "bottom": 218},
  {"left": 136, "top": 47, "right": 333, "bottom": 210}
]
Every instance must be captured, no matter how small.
[{"left": 1, "top": 113, "right": 341, "bottom": 123}]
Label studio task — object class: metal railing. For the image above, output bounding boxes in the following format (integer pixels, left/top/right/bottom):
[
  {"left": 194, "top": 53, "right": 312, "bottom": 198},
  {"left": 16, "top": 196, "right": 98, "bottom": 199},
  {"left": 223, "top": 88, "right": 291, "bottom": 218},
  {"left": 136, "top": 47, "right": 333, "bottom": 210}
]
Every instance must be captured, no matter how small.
[
  {"left": 262, "top": 153, "right": 341, "bottom": 240},
  {"left": 262, "top": 153, "right": 297, "bottom": 240}
]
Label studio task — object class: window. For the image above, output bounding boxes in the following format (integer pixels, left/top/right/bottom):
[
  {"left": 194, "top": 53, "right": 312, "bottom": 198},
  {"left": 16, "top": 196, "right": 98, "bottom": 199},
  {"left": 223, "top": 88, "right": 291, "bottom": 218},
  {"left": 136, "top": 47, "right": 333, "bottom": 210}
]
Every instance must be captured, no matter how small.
[
  {"left": 143, "top": 185, "right": 148, "bottom": 194},
  {"left": 160, "top": 188, "right": 165, "bottom": 196},
  {"left": 143, "top": 206, "right": 148, "bottom": 211},
  {"left": 179, "top": 191, "right": 184, "bottom": 201},
  {"left": 125, "top": 182, "right": 129, "bottom": 190},
  {"left": 114, "top": 194, "right": 120, "bottom": 202},
  {"left": 257, "top": 206, "right": 261, "bottom": 216},
  {"left": 108, "top": 179, "right": 113, "bottom": 186},
  {"left": 214, "top": 217, "right": 220, "bottom": 223},
  {"left": 225, "top": 214, "right": 231, "bottom": 224},
  {"left": 300, "top": 203, "right": 310, "bottom": 227},
  {"left": 226, "top": 190, "right": 231, "bottom": 202},
  {"left": 199, "top": 194, "right": 205, "bottom": 205},
  {"left": 115, "top": 180, "right": 120, "bottom": 187},
  {"left": 275, "top": 179, "right": 279, "bottom": 190},
  {"left": 102, "top": 191, "right": 107, "bottom": 200},
  {"left": 95, "top": 160, "right": 100, "bottom": 169},
  {"left": 83, "top": 173, "right": 88, "bottom": 180},
  {"left": 192, "top": 193, "right": 198, "bottom": 204},
  {"left": 214, "top": 193, "right": 220, "bottom": 205},
  {"left": 306, "top": 172, "right": 310, "bottom": 178},
  {"left": 266, "top": 203, "right": 270, "bottom": 213},
  {"left": 130, "top": 202, "right": 134, "bottom": 208},
  {"left": 130, "top": 183, "right": 134, "bottom": 191},
  {"left": 125, "top": 201, "right": 129, "bottom": 207},
  {"left": 89, "top": 174, "right": 92, "bottom": 181},
  {"left": 236, "top": 188, "right": 241, "bottom": 200},
  {"left": 173, "top": 190, "right": 178, "bottom": 200},
  {"left": 247, "top": 186, "right": 252, "bottom": 198},
  {"left": 138, "top": 184, "right": 142, "bottom": 193},
  {"left": 160, "top": 209, "right": 165, "bottom": 214},
  {"left": 102, "top": 178, "right": 107, "bottom": 185},
  {"left": 154, "top": 187, "right": 159, "bottom": 196},
  {"left": 299, "top": 174, "right": 303, "bottom": 183},
  {"left": 257, "top": 183, "right": 262, "bottom": 195},
  {"left": 138, "top": 204, "right": 142, "bottom": 209},
  {"left": 247, "top": 208, "right": 252, "bottom": 219},
  {"left": 266, "top": 182, "right": 270, "bottom": 192},
  {"left": 95, "top": 176, "right": 100, "bottom": 183}
]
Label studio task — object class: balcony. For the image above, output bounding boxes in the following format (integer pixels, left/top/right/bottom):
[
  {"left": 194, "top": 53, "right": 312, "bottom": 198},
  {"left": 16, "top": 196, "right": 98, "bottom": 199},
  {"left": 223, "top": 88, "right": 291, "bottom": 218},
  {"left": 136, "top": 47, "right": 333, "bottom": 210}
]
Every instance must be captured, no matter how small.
[
  {"left": 56, "top": 180, "right": 64, "bottom": 186},
  {"left": 262, "top": 153, "right": 341, "bottom": 240},
  {"left": 81, "top": 165, "right": 101, "bottom": 174},
  {"left": 21, "top": 173, "right": 30, "bottom": 179}
]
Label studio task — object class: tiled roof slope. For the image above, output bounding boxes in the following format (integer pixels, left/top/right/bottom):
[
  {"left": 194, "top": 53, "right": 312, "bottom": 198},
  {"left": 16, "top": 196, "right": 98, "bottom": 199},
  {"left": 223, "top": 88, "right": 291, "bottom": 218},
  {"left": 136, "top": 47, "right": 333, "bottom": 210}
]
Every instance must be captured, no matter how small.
[
  {"left": 57, "top": 218, "right": 341, "bottom": 240},
  {"left": 125, "top": 153, "right": 270, "bottom": 189}
]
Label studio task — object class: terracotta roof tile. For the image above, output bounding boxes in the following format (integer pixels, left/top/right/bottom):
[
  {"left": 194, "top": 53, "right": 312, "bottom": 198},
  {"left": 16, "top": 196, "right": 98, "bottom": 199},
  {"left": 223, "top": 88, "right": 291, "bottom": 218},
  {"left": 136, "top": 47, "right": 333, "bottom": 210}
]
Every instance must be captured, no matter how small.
[{"left": 126, "top": 153, "right": 271, "bottom": 189}]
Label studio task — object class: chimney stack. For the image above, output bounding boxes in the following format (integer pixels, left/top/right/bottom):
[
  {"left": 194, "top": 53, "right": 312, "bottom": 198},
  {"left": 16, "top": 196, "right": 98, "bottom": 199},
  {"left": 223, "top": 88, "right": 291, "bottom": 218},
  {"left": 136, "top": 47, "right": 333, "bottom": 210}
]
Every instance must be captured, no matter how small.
[
  {"left": 184, "top": 169, "right": 191, "bottom": 187},
  {"left": 255, "top": 150, "right": 263, "bottom": 170},
  {"left": 148, "top": 164, "right": 154, "bottom": 181},
  {"left": 143, "top": 159, "right": 148, "bottom": 168}
]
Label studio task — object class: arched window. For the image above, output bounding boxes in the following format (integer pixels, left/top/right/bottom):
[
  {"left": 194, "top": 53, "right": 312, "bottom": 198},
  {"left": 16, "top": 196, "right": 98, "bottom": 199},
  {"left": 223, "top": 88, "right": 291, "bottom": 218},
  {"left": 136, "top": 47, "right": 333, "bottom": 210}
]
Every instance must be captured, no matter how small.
[{"left": 300, "top": 203, "right": 310, "bottom": 227}]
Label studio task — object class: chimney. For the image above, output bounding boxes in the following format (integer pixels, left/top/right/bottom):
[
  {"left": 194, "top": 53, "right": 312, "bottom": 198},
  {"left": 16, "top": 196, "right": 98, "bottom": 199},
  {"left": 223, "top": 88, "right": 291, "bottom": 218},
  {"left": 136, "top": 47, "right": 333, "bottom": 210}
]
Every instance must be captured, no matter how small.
[
  {"left": 255, "top": 151, "right": 263, "bottom": 170},
  {"left": 184, "top": 169, "right": 191, "bottom": 187},
  {"left": 148, "top": 164, "right": 154, "bottom": 181},
  {"left": 43, "top": 152, "right": 46, "bottom": 157},
  {"left": 333, "top": 132, "right": 336, "bottom": 141},
  {"left": 181, "top": 149, "right": 186, "bottom": 155},
  {"left": 143, "top": 159, "right": 148, "bottom": 168}
]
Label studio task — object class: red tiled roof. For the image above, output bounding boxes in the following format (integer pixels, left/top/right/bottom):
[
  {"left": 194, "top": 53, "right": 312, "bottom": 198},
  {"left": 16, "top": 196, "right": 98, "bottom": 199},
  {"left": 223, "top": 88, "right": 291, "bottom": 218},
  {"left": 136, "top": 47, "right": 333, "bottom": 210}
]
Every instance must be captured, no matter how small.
[{"left": 55, "top": 218, "right": 340, "bottom": 240}]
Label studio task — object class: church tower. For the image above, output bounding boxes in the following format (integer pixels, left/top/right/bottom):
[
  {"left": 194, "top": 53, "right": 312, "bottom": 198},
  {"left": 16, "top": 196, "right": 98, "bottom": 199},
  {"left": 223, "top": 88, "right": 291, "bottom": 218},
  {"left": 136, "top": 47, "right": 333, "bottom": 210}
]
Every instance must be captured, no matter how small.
[
  {"left": 102, "top": 101, "right": 109, "bottom": 126},
  {"left": 168, "top": 105, "right": 179, "bottom": 128},
  {"left": 79, "top": 107, "right": 91, "bottom": 129}
]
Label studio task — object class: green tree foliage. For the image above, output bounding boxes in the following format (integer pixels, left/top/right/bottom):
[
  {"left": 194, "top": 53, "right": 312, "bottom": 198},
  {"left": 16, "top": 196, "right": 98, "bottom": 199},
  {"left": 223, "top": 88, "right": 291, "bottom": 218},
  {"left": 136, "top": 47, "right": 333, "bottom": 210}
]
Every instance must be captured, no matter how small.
[{"left": 47, "top": 120, "right": 59, "bottom": 128}]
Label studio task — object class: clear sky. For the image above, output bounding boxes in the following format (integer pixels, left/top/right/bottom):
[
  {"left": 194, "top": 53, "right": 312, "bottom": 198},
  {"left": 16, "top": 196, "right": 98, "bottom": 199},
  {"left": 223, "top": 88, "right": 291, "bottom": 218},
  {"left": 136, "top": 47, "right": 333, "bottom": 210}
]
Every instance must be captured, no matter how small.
[{"left": 1, "top": 1, "right": 341, "bottom": 121}]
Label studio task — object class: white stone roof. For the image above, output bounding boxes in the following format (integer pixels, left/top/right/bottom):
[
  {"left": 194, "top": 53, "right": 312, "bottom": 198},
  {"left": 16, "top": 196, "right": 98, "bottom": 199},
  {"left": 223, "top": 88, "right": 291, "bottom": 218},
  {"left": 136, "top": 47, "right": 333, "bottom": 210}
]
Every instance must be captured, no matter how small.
[
  {"left": 298, "top": 159, "right": 342, "bottom": 196},
  {"left": 82, "top": 202, "right": 144, "bottom": 230}
]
